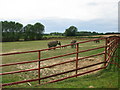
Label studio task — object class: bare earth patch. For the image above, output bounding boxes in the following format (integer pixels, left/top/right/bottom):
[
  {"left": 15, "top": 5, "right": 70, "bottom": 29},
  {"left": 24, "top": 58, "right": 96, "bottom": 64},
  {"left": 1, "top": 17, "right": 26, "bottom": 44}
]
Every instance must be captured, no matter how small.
[{"left": 17, "top": 56, "right": 103, "bottom": 83}]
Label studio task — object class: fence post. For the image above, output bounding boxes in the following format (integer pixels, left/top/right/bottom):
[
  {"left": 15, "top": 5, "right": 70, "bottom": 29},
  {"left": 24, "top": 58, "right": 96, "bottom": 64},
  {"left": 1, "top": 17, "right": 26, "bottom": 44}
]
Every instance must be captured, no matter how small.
[
  {"left": 108, "top": 37, "right": 111, "bottom": 61},
  {"left": 104, "top": 38, "right": 108, "bottom": 67},
  {"left": 76, "top": 43, "right": 79, "bottom": 77},
  {"left": 38, "top": 51, "right": 41, "bottom": 84}
]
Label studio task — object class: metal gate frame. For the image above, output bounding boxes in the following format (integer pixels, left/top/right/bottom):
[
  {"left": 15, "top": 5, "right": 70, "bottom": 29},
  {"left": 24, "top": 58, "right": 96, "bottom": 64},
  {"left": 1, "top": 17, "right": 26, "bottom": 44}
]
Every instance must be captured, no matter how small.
[{"left": 0, "top": 36, "right": 120, "bottom": 86}]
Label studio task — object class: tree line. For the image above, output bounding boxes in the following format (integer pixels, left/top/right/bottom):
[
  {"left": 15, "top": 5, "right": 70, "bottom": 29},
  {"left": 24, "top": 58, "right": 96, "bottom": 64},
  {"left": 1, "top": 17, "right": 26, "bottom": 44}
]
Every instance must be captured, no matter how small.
[
  {"left": 1, "top": 21, "right": 119, "bottom": 42},
  {"left": 50, "top": 26, "right": 119, "bottom": 36},
  {"left": 2, "top": 21, "right": 44, "bottom": 42},
  {"left": 50, "top": 26, "right": 104, "bottom": 36}
]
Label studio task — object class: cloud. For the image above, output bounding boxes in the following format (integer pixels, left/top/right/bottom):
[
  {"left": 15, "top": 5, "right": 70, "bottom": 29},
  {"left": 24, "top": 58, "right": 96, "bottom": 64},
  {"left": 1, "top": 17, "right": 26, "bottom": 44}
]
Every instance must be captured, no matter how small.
[
  {"left": 0, "top": 0, "right": 118, "bottom": 33},
  {"left": 37, "top": 18, "right": 117, "bottom": 33},
  {"left": 0, "top": 0, "right": 118, "bottom": 21}
]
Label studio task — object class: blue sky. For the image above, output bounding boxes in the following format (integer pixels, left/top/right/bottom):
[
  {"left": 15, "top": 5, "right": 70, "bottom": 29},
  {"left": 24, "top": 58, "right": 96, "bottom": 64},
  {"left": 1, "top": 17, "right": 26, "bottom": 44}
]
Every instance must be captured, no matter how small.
[{"left": 0, "top": 0, "right": 119, "bottom": 33}]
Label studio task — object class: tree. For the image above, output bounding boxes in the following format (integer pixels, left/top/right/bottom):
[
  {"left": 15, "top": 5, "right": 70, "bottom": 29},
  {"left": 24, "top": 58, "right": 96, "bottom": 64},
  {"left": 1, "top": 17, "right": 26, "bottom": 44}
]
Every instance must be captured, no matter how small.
[
  {"left": 50, "top": 32, "right": 63, "bottom": 36},
  {"left": 23, "top": 22, "right": 45, "bottom": 41},
  {"left": 64, "top": 26, "right": 78, "bottom": 36},
  {"left": 23, "top": 24, "right": 34, "bottom": 41},
  {"left": 33, "top": 22, "right": 44, "bottom": 40},
  {"left": 2, "top": 21, "right": 23, "bottom": 42},
  {"left": 2, "top": 21, "right": 9, "bottom": 41},
  {"left": 2, "top": 21, "right": 44, "bottom": 42}
]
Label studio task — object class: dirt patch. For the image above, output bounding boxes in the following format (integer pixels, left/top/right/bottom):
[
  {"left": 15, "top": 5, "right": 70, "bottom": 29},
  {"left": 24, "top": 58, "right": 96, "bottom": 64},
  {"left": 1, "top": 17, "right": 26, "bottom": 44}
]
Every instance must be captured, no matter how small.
[{"left": 17, "top": 56, "right": 104, "bottom": 83}]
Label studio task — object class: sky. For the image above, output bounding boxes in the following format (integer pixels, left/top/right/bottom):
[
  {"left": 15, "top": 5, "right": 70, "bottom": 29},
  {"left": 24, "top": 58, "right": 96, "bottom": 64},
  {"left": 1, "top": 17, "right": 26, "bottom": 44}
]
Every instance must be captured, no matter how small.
[{"left": 0, "top": 0, "right": 119, "bottom": 33}]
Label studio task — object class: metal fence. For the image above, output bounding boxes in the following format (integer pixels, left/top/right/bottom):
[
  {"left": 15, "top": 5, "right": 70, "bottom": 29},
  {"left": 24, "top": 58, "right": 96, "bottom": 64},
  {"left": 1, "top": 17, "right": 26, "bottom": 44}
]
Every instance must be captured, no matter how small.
[{"left": 0, "top": 36, "right": 120, "bottom": 86}]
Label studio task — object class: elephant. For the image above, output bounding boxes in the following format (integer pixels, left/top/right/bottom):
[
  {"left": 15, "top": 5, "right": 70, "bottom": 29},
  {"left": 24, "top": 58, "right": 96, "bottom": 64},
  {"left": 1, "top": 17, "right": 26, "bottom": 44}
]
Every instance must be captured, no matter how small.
[
  {"left": 48, "top": 40, "right": 61, "bottom": 49},
  {"left": 71, "top": 40, "right": 77, "bottom": 48},
  {"left": 94, "top": 40, "right": 100, "bottom": 43}
]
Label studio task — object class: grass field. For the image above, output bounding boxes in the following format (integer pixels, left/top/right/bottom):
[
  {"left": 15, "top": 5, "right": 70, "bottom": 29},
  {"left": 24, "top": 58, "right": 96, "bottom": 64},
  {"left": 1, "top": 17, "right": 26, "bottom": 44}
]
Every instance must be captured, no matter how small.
[{"left": 1, "top": 38, "right": 119, "bottom": 88}]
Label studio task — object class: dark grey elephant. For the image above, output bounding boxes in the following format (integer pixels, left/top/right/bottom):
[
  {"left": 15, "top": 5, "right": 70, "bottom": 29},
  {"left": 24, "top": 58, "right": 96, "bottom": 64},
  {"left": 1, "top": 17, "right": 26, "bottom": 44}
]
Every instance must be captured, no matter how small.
[
  {"left": 94, "top": 40, "right": 100, "bottom": 43},
  {"left": 48, "top": 40, "right": 61, "bottom": 49},
  {"left": 71, "top": 40, "right": 77, "bottom": 48}
]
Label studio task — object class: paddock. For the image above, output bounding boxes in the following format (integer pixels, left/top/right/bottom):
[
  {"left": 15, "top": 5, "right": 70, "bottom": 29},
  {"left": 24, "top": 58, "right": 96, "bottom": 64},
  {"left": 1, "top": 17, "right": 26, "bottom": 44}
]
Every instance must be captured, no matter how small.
[{"left": 1, "top": 36, "right": 120, "bottom": 87}]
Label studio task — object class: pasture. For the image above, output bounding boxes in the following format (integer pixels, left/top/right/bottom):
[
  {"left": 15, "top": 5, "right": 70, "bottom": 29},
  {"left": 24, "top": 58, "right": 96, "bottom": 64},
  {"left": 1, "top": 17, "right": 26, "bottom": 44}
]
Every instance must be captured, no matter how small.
[{"left": 1, "top": 38, "right": 119, "bottom": 88}]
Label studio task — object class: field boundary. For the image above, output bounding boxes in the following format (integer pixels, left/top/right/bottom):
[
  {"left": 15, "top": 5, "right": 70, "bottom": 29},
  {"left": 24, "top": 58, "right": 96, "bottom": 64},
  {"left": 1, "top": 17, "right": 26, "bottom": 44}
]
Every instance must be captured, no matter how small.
[{"left": 0, "top": 36, "right": 120, "bottom": 86}]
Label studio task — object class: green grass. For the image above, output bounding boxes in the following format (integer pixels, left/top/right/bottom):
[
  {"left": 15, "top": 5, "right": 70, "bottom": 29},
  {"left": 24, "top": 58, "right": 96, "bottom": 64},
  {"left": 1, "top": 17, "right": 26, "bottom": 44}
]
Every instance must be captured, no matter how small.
[{"left": 2, "top": 39, "right": 119, "bottom": 88}]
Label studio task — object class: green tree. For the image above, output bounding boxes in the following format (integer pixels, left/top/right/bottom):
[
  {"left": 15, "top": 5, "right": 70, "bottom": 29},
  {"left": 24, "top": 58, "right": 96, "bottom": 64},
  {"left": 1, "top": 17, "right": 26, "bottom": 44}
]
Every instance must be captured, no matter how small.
[
  {"left": 2, "top": 21, "right": 23, "bottom": 42},
  {"left": 23, "top": 24, "right": 34, "bottom": 41},
  {"left": 2, "top": 21, "right": 44, "bottom": 42},
  {"left": 64, "top": 26, "right": 78, "bottom": 36},
  {"left": 14, "top": 22, "right": 23, "bottom": 41},
  {"left": 23, "top": 22, "right": 44, "bottom": 41},
  {"left": 33, "top": 22, "right": 44, "bottom": 40},
  {"left": 2, "top": 21, "right": 9, "bottom": 41},
  {"left": 50, "top": 32, "right": 63, "bottom": 36}
]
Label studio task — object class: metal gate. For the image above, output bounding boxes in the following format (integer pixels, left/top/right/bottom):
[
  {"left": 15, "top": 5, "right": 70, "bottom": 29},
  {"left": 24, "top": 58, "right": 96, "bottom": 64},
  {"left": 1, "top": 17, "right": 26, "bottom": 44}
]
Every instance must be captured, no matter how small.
[{"left": 0, "top": 36, "right": 120, "bottom": 86}]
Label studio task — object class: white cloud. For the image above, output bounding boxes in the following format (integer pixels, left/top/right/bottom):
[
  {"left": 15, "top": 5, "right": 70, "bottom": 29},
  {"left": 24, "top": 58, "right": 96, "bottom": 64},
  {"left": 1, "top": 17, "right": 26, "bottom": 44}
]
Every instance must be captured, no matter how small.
[{"left": 0, "top": 0, "right": 118, "bottom": 23}]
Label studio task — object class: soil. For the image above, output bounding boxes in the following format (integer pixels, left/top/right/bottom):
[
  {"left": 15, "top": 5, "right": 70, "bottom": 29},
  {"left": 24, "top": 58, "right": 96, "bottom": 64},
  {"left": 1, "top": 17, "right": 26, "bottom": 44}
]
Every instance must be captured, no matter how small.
[{"left": 17, "top": 56, "right": 104, "bottom": 83}]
